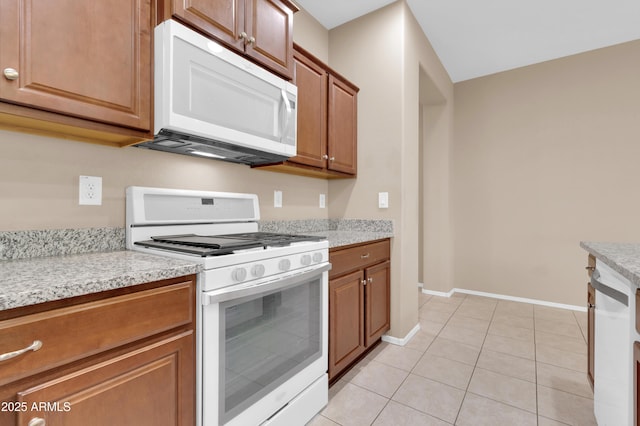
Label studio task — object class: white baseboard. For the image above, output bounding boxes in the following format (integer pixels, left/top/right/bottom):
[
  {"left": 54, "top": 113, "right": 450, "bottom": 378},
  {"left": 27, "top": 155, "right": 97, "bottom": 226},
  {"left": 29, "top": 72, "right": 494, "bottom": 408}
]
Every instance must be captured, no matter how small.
[
  {"left": 381, "top": 323, "right": 420, "bottom": 346},
  {"left": 421, "top": 288, "right": 456, "bottom": 298},
  {"left": 421, "top": 285, "right": 586, "bottom": 312}
]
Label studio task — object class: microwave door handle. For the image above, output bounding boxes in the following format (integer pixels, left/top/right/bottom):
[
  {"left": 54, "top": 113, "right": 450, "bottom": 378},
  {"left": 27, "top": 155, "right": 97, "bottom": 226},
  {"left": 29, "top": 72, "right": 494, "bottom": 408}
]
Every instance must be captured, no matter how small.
[
  {"left": 280, "top": 89, "right": 292, "bottom": 142},
  {"left": 204, "top": 263, "right": 331, "bottom": 304}
]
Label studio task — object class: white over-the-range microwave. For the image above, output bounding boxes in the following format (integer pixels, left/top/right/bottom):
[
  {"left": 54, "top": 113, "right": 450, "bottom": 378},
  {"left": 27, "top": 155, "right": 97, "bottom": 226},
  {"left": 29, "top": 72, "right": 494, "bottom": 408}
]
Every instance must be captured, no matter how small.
[{"left": 135, "top": 19, "right": 297, "bottom": 166}]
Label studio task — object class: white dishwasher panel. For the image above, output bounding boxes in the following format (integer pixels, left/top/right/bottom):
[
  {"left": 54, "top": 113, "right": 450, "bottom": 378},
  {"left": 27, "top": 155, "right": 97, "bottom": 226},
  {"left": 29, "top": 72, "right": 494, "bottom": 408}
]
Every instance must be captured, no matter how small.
[{"left": 593, "top": 262, "right": 631, "bottom": 426}]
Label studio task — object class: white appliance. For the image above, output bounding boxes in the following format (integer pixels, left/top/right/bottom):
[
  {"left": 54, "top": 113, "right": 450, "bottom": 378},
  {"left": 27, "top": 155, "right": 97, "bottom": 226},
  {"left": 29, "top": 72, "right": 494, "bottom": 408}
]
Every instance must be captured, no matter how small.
[
  {"left": 135, "top": 20, "right": 297, "bottom": 166},
  {"left": 126, "top": 187, "right": 329, "bottom": 426},
  {"left": 592, "top": 261, "right": 639, "bottom": 425}
]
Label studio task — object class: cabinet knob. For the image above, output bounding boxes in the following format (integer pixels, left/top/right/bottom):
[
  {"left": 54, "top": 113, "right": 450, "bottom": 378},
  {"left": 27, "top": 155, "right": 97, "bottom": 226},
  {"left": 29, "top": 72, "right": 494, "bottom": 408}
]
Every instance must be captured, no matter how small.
[
  {"left": 3, "top": 68, "right": 19, "bottom": 80},
  {"left": 322, "top": 154, "right": 329, "bottom": 160},
  {"left": 329, "top": 157, "right": 335, "bottom": 161},
  {"left": 361, "top": 253, "right": 370, "bottom": 259},
  {"left": 239, "top": 32, "right": 255, "bottom": 45},
  {"left": 368, "top": 277, "right": 373, "bottom": 283},
  {"left": 362, "top": 279, "right": 367, "bottom": 286},
  {"left": 28, "top": 418, "right": 46, "bottom": 426}
]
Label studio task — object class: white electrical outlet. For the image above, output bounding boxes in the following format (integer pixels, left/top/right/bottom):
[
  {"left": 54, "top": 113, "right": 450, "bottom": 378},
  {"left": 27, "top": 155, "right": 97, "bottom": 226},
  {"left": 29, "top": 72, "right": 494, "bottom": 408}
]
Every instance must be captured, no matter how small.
[
  {"left": 79, "top": 176, "right": 102, "bottom": 205},
  {"left": 274, "top": 190, "right": 283, "bottom": 208},
  {"left": 378, "top": 192, "right": 389, "bottom": 209},
  {"left": 319, "top": 194, "right": 326, "bottom": 209}
]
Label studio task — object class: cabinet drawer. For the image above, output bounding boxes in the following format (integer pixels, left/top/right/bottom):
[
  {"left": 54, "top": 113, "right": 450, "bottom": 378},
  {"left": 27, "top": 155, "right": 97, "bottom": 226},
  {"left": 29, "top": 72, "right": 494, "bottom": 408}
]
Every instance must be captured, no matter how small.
[
  {"left": 330, "top": 239, "right": 390, "bottom": 279},
  {"left": 0, "top": 279, "right": 194, "bottom": 386}
]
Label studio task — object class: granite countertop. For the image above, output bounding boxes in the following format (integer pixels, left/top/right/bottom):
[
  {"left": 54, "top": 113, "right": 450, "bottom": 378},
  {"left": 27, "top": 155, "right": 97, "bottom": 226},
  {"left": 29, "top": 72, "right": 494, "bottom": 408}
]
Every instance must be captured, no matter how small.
[
  {"left": 0, "top": 219, "right": 393, "bottom": 312},
  {"left": 580, "top": 242, "right": 640, "bottom": 287},
  {"left": 0, "top": 251, "right": 202, "bottom": 311},
  {"left": 259, "top": 219, "right": 394, "bottom": 249},
  {"left": 309, "top": 230, "right": 393, "bottom": 248}
]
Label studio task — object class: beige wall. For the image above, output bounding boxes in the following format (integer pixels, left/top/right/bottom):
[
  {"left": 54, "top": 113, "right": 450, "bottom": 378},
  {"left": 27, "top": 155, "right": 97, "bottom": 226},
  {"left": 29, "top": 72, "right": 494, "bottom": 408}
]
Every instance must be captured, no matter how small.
[
  {"left": 5, "top": 0, "right": 629, "bottom": 325},
  {"left": 453, "top": 40, "right": 640, "bottom": 306},
  {"left": 0, "top": 14, "right": 331, "bottom": 231},
  {"left": 293, "top": 9, "right": 329, "bottom": 63},
  {"left": 0, "top": 130, "right": 329, "bottom": 230},
  {"left": 328, "top": 1, "right": 454, "bottom": 338}
]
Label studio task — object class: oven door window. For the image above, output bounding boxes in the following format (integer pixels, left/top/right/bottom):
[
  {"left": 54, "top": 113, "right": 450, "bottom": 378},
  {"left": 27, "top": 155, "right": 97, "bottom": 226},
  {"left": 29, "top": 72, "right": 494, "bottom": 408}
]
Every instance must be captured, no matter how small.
[{"left": 219, "top": 277, "right": 322, "bottom": 424}]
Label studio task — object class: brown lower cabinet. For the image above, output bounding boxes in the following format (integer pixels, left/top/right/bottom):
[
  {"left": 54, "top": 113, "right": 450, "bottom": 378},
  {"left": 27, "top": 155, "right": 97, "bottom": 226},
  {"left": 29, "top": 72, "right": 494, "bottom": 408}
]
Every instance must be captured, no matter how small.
[
  {"left": 0, "top": 276, "right": 196, "bottom": 426},
  {"left": 329, "top": 239, "right": 390, "bottom": 381}
]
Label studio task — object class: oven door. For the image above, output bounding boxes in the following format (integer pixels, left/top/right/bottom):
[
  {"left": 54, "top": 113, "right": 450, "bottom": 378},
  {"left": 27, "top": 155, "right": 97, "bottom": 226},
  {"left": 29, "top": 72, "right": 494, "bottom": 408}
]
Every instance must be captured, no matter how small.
[{"left": 201, "top": 263, "right": 329, "bottom": 426}]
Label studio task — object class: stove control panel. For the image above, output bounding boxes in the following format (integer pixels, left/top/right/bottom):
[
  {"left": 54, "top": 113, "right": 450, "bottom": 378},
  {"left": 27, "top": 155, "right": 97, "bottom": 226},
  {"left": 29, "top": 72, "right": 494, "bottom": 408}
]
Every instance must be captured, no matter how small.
[{"left": 201, "top": 244, "right": 329, "bottom": 292}]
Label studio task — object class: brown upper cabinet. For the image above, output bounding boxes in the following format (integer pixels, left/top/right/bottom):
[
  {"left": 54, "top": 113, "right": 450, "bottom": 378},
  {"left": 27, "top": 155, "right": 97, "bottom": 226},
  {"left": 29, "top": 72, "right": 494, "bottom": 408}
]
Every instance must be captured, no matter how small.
[
  {"left": 163, "top": 0, "right": 298, "bottom": 79},
  {"left": 257, "top": 43, "right": 359, "bottom": 178},
  {"left": 0, "top": 0, "right": 153, "bottom": 146}
]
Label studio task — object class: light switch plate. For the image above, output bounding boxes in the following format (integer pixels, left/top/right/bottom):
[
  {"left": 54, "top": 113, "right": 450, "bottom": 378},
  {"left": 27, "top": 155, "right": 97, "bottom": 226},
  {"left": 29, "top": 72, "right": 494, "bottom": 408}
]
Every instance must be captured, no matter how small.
[
  {"left": 319, "top": 194, "right": 326, "bottom": 209},
  {"left": 274, "top": 190, "right": 283, "bottom": 208},
  {"left": 79, "top": 176, "right": 102, "bottom": 206},
  {"left": 378, "top": 192, "right": 389, "bottom": 209}
]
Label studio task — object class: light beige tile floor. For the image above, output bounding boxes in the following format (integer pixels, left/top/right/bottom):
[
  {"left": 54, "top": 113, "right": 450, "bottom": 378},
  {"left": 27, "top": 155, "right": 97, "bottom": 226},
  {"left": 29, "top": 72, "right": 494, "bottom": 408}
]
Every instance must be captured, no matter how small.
[{"left": 309, "top": 290, "right": 596, "bottom": 426}]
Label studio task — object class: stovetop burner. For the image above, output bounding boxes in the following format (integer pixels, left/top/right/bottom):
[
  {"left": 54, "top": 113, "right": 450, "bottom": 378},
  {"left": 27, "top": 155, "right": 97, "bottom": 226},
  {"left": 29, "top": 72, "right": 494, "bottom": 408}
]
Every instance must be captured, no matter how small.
[{"left": 134, "top": 232, "right": 325, "bottom": 257}]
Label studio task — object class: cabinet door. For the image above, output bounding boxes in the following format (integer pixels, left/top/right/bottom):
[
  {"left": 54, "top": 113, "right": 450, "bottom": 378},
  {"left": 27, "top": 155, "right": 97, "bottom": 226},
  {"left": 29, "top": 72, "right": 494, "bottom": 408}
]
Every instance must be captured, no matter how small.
[
  {"left": 289, "top": 49, "right": 327, "bottom": 168},
  {"left": 245, "top": 0, "right": 294, "bottom": 79},
  {"left": 365, "top": 261, "right": 391, "bottom": 347},
  {"left": 0, "top": 0, "right": 151, "bottom": 131},
  {"left": 16, "top": 332, "right": 194, "bottom": 426},
  {"left": 327, "top": 74, "right": 358, "bottom": 175},
  {"left": 329, "top": 270, "right": 365, "bottom": 381},
  {"left": 587, "top": 282, "right": 595, "bottom": 389},
  {"left": 171, "top": 0, "right": 246, "bottom": 52}
]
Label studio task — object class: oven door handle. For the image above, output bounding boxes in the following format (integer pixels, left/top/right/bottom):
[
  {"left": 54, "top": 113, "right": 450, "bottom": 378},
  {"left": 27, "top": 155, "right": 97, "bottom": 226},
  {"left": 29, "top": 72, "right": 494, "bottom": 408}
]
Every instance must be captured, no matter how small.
[
  {"left": 591, "top": 269, "right": 629, "bottom": 306},
  {"left": 203, "top": 263, "right": 331, "bottom": 304}
]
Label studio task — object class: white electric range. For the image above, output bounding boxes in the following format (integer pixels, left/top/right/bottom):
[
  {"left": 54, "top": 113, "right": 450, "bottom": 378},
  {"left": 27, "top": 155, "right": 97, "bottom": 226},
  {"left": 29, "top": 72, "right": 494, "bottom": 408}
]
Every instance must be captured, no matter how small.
[{"left": 126, "top": 186, "right": 329, "bottom": 426}]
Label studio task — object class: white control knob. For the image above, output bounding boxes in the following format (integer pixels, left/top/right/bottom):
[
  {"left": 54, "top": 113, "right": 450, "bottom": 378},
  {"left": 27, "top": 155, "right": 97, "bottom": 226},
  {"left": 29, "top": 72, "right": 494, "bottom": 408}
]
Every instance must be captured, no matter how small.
[
  {"left": 301, "top": 254, "right": 312, "bottom": 266},
  {"left": 232, "top": 267, "right": 247, "bottom": 282},
  {"left": 278, "top": 259, "right": 291, "bottom": 271},
  {"left": 251, "top": 264, "right": 265, "bottom": 278},
  {"left": 312, "top": 252, "right": 323, "bottom": 263}
]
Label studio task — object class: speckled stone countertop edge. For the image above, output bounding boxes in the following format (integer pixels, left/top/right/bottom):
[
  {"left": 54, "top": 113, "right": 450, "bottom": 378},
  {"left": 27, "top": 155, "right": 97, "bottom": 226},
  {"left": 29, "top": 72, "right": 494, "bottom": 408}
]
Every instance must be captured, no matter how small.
[
  {"left": 307, "top": 230, "right": 394, "bottom": 249},
  {"left": 2, "top": 220, "right": 394, "bottom": 260},
  {"left": 259, "top": 219, "right": 394, "bottom": 234},
  {"left": 0, "top": 220, "right": 394, "bottom": 310},
  {"left": 580, "top": 241, "right": 640, "bottom": 287},
  {"left": 0, "top": 227, "right": 126, "bottom": 260},
  {"left": 259, "top": 219, "right": 394, "bottom": 248},
  {"left": 0, "top": 251, "right": 202, "bottom": 312}
]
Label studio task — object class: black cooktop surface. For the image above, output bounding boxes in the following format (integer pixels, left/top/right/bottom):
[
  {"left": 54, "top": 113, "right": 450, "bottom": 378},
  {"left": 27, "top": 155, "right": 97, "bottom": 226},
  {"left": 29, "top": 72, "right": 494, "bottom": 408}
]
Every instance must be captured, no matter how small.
[{"left": 135, "top": 232, "right": 325, "bottom": 256}]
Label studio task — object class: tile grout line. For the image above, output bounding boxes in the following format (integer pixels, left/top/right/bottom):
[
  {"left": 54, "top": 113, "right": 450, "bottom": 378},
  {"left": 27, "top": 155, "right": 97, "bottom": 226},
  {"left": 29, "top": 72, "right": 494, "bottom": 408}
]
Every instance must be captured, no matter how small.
[
  {"left": 450, "top": 295, "right": 498, "bottom": 425},
  {"left": 378, "top": 292, "right": 468, "bottom": 425},
  {"left": 330, "top": 294, "right": 589, "bottom": 425}
]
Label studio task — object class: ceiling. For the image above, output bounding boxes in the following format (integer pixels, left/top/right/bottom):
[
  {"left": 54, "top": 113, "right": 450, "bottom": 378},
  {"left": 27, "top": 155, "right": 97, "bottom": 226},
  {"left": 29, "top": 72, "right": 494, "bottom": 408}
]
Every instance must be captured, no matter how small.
[{"left": 295, "top": 0, "right": 640, "bottom": 82}]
